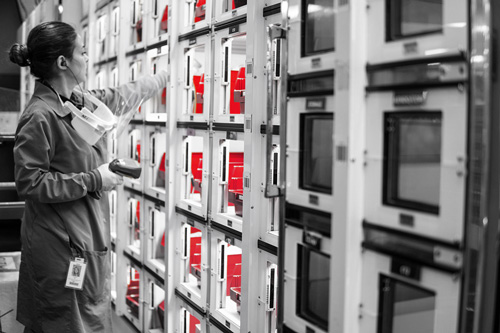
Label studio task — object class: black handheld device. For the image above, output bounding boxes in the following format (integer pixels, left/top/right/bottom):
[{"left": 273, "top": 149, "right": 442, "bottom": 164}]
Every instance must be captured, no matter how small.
[{"left": 109, "top": 158, "right": 142, "bottom": 179}]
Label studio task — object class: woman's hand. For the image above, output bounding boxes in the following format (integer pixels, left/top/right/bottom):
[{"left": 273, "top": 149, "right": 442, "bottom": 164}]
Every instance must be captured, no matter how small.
[{"left": 97, "top": 163, "right": 124, "bottom": 191}]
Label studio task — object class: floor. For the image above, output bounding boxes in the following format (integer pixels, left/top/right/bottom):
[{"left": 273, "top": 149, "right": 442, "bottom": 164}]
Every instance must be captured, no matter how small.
[
  {"left": 111, "top": 307, "right": 140, "bottom": 333},
  {"left": 2, "top": 272, "right": 138, "bottom": 333}
]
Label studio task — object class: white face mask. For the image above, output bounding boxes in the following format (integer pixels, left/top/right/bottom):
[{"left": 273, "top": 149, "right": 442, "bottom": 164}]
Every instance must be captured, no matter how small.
[{"left": 65, "top": 93, "right": 116, "bottom": 146}]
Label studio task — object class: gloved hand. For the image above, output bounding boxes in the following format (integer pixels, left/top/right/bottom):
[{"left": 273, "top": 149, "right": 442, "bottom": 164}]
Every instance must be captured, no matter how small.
[
  {"left": 113, "top": 70, "right": 169, "bottom": 136},
  {"left": 97, "top": 163, "right": 124, "bottom": 191}
]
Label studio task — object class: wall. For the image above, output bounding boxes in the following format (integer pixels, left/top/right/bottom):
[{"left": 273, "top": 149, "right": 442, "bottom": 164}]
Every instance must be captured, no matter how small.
[
  {"left": 61, "top": 0, "right": 83, "bottom": 31},
  {"left": 0, "top": 0, "right": 22, "bottom": 91}
]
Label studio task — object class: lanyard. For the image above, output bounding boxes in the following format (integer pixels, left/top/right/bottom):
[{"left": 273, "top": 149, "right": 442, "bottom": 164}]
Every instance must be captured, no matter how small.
[{"left": 41, "top": 80, "right": 84, "bottom": 110}]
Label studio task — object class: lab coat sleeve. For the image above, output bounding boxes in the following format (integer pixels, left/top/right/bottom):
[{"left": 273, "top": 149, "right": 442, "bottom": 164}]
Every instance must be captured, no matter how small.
[
  {"left": 88, "top": 70, "right": 168, "bottom": 116},
  {"left": 14, "top": 111, "right": 101, "bottom": 203}
]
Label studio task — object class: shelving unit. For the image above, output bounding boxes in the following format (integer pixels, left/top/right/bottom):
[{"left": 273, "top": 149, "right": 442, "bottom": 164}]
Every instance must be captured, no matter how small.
[
  {"left": 15, "top": 1, "right": 304, "bottom": 332},
  {"left": 78, "top": 1, "right": 284, "bottom": 332},
  {"left": 17, "top": 0, "right": 485, "bottom": 332},
  {"left": 0, "top": 136, "right": 24, "bottom": 253}
]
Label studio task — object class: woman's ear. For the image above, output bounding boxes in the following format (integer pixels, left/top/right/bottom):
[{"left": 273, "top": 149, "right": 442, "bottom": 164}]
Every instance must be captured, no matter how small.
[{"left": 57, "top": 55, "right": 67, "bottom": 69}]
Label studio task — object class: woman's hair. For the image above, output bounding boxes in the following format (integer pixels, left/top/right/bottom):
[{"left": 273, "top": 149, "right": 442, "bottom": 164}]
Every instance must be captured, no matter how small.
[{"left": 9, "top": 21, "right": 77, "bottom": 79}]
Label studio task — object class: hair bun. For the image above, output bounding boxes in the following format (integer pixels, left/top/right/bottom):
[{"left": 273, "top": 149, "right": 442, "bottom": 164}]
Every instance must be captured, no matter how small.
[{"left": 9, "top": 43, "right": 30, "bottom": 67}]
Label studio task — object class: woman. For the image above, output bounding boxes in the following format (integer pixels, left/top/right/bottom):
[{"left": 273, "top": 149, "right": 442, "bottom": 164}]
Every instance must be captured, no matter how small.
[{"left": 9, "top": 21, "right": 167, "bottom": 333}]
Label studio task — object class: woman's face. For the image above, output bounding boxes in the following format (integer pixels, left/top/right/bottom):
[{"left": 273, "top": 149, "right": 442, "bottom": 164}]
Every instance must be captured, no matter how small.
[{"left": 67, "top": 35, "right": 88, "bottom": 84}]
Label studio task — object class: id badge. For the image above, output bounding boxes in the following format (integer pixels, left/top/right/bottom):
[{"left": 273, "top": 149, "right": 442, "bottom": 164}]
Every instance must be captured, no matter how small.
[{"left": 65, "top": 257, "right": 87, "bottom": 290}]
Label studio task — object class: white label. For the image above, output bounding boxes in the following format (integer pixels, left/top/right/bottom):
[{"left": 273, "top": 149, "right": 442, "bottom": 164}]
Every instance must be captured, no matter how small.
[{"left": 65, "top": 257, "right": 87, "bottom": 290}]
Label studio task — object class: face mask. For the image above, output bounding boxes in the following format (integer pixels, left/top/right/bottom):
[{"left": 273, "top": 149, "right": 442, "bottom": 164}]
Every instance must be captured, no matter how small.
[{"left": 65, "top": 93, "right": 116, "bottom": 146}]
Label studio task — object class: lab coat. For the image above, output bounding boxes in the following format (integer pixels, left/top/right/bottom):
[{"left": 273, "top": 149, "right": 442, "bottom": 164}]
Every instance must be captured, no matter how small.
[{"left": 14, "top": 73, "right": 166, "bottom": 333}]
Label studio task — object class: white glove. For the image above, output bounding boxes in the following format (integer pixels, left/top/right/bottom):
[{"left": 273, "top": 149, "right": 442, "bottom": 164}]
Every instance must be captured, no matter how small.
[{"left": 97, "top": 163, "right": 124, "bottom": 191}]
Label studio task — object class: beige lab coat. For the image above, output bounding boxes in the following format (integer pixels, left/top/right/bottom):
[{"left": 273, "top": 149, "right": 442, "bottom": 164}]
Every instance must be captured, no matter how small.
[{"left": 14, "top": 73, "right": 166, "bottom": 333}]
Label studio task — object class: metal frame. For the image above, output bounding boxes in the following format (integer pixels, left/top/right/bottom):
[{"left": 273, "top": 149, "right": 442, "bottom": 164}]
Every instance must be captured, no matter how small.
[
  {"left": 143, "top": 196, "right": 167, "bottom": 276},
  {"left": 124, "top": 123, "right": 145, "bottom": 190},
  {"left": 144, "top": 45, "right": 169, "bottom": 123},
  {"left": 122, "top": 188, "right": 145, "bottom": 262},
  {"left": 460, "top": 0, "right": 498, "bottom": 332},
  {"left": 364, "top": 87, "right": 467, "bottom": 243},
  {"left": 209, "top": 130, "right": 245, "bottom": 233},
  {"left": 143, "top": 269, "right": 166, "bottom": 331},
  {"left": 211, "top": 21, "right": 248, "bottom": 126},
  {"left": 174, "top": 128, "right": 211, "bottom": 220},
  {"left": 285, "top": 95, "right": 334, "bottom": 213},
  {"left": 366, "top": 0, "right": 467, "bottom": 63},
  {"left": 360, "top": 249, "right": 461, "bottom": 333},
  {"left": 282, "top": 224, "right": 332, "bottom": 333},
  {"left": 209, "top": 226, "right": 243, "bottom": 332},
  {"left": 173, "top": 212, "right": 210, "bottom": 314},
  {"left": 143, "top": 124, "right": 167, "bottom": 200},
  {"left": 286, "top": 0, "right": 335, "bottom": 75},
  {"left": 144, "top": 0, "right": 169, "bottom": 46}
]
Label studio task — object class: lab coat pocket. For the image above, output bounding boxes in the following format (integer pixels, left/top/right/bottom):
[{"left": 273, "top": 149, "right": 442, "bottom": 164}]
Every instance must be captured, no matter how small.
[{"left": 76, "top": 248, "right": 110, "bottom": 305}]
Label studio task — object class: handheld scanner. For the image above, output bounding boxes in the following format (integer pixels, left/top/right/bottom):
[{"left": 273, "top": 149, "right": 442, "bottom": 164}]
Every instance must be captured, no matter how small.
[{"left": 109, "top": 158, "right": 142, "bottom": 179}]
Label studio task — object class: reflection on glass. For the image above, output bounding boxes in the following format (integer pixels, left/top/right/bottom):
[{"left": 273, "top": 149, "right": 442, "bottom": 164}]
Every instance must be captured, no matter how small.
[
  {"left": 368, "top": 63, "right": 447, "bottom": 87},
  {"left": 303, "top": 0, "right": 334, "bottom": 56},
  {"left": 181, "top": 308, "right": 201, "bottom": 333},
  {"left": 148, "top": 207, "right": 166, "bottom": 268},
  {"left": 363, "top": 226, "right": 434, "bottom": 263},
  {"left": 289, "top": 75, "right": 334, "bottom": 95},
  {"left": 300, "top": 113, "right": 334, "bottom": 194},
  {"left": 225, "top": 0, "right": 246, "bottom": 12},
  {"left": 184, "top": 46, "right": 205, "bottom": 115},
  {"left": 220, "top": 35, "right": 246, "bottom": 116},
  {"left": 148, "top": 280, "right": 166, "bottom": 330},
  {"left": 132, "top": 200, "right": 141, "bottom": 248},
  {"left": 378, "top": 275, "right": 436, "bottom": 333},
  {"left": 306, "top": 250, "right": 329, "bottom": 319},
  {"left": 109, "top": 190, "right": 117, "bottom": 236},
  {"left": 127, "top": 198, "right": 141, "bottom": 253},
  {"left": 389, "top": 0, "right": 443, "bottom": 40},
  {"left": 187, "top": 226, "right": 202, "bottom": 288},
  {"left": 194, "top": 0, "right": 206, "bottom": 23},
  {"left": 216, "top": 240, "right": 242, "bottom": 317},
  {"left": 298, "top": 245, "right": 330, "bottom": 331},
  {"left": 384, "top": 112, "right": 441, "bottom": 213},
  {"left": 126, "top": 266, "right": 140, "bottom": 318},
  {"left": 181, "top": 136, "right": 204, "bottom": 204},
  {"left": 398, "top": 118, "right": 441, "bottom": 204},
  {"left": 131, "top": 0, "right": 144, "bottom": 44}
]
